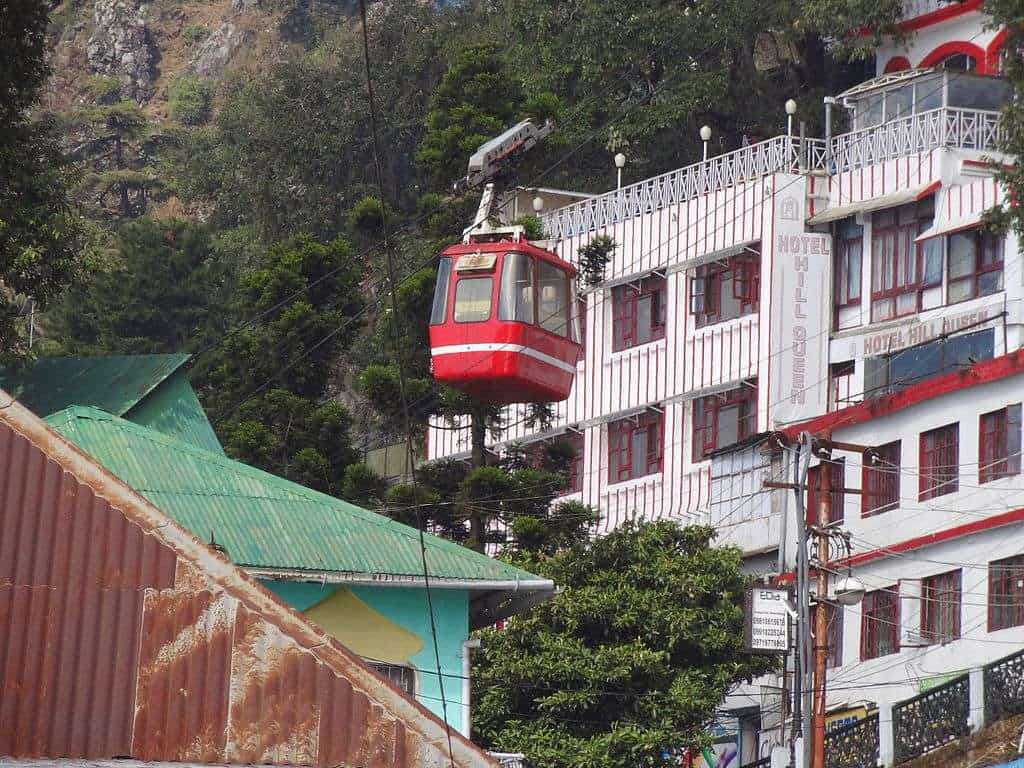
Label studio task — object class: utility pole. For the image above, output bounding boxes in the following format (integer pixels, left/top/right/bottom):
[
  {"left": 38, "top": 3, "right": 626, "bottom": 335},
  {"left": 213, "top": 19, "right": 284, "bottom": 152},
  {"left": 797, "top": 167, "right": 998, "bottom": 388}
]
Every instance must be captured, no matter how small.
[{"left": 811, "top": 448, "right": 832, "bottom": 768}]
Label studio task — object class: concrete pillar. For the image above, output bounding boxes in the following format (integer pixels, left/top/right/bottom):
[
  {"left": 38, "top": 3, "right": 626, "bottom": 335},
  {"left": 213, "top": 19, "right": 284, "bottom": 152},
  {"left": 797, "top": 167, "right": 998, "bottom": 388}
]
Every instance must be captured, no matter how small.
[
  {"left": 878, "top": 702, "right": 895, "bottom": 767},
  {"left": 969, "top": 666, "right": 985, "bottom": 733}
]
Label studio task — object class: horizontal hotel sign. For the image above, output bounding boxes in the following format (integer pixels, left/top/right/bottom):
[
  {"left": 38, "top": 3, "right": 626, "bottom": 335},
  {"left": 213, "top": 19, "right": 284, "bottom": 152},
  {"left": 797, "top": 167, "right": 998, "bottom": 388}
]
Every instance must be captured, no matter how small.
[{"left": 859, "top": 306, "right": 995, "bottom": 359}]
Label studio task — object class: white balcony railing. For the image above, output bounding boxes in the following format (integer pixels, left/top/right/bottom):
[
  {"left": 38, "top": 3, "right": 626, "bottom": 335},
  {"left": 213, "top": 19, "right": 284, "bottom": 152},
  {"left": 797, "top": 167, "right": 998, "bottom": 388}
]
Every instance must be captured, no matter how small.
[
  {"left": 829, "top": 107, "right": 1002, "bottom": 174},
  {"left": 488, "top": 752, "right": 527, "bottom": 768},
  {"left": 540, "top": 135, "right": 825, "bottom": 240},
  {"left": 539, "top": 108, "right": 1000, "bottom": 241}
]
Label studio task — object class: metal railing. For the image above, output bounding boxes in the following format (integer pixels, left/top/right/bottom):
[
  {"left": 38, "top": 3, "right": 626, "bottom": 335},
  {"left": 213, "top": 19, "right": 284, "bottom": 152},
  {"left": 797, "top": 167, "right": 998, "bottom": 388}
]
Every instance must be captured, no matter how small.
[
  {"left": 902, "top": 0, "right": 948, "bottom": 19},
  {"left": 892, "top": 673, "right": 970, "bottom": 763},
  {"left": 825, "top": 713, "right": 880, "bottom": 768},
  {"left": 984, "top": 647, "right": 1024, "bottom": 725},
  {"left": 540, "top": 135, "right": 825, "bottom": 239},
  {"left": 487, "top": 752, "right": 527, "bottom": 768},
  {"left": 829, "top": 107, "right": 1002, "bottom": 174}
]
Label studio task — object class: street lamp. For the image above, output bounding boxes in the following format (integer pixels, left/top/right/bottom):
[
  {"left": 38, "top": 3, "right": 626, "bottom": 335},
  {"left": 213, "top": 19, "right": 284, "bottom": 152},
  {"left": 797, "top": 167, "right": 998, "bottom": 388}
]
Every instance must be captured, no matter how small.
[
  {"left": 700, "top": 125, "right": 712, "bottom": 161},
  {"left": 785, "top": 99, "right": 798, "bottom": 137},
  {"left": 833, "top": 575, "right": 866, "bottom": 607},
  {"left": 532, "top": 195, "right": 544, "bottom": 213},
  {"left": 614, "top": 152, "right": 626, "bottom": 190}
]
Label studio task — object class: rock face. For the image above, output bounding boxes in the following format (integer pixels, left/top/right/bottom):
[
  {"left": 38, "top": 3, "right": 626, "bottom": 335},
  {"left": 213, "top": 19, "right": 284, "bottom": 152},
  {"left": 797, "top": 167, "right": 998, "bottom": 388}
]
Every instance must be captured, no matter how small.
[
  {"left": 190, "top": 0, "right": 258, "bottom": 78},
  {"left": 87, "top": 0, "right": 156, "bottom": 102}
]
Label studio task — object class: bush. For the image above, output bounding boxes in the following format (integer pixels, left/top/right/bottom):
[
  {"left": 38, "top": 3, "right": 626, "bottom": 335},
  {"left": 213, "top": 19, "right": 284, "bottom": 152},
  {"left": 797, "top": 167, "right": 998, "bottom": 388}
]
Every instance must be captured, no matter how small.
[
  {"left": 169, "top": 76, "right": 212, "bottom": 126},
  {"left": 182, "top": 25, "right": 208, "bottom": 46}
]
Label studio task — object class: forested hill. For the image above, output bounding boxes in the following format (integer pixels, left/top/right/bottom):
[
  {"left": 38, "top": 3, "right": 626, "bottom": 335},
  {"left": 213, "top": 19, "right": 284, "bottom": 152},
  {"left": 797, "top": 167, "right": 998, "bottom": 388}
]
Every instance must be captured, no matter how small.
[{"left": 35, "top": 0, "right": 898, "bottom": 499}]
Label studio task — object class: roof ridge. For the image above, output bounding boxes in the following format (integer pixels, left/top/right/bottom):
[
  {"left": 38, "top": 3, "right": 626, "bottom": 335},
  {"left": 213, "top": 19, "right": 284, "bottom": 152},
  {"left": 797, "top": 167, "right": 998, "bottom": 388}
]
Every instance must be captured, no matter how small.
[{"left": 48, "top": 405, "right": 537, "bottom": 578}]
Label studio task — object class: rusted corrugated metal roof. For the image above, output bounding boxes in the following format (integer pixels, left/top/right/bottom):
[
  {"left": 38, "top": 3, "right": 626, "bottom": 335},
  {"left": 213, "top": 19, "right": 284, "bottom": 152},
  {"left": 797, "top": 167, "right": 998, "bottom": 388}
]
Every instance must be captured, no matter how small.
[{"left": 0, "top": 394, "right": 495, "bottom": 768}]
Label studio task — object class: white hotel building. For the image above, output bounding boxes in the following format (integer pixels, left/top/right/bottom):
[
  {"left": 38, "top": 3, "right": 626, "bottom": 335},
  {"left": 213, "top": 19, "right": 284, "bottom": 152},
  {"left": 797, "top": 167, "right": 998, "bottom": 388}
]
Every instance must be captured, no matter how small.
[{"left": 428, "top": 3, "right": 1024, "bottom": 764}]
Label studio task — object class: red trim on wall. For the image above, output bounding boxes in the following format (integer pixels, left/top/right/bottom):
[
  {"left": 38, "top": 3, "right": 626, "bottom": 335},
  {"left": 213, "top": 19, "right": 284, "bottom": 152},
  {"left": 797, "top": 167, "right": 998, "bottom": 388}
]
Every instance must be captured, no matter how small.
[
  {"left": 843, "top": 507, "right": 1024, "bottom": 570},
  {"left": 780, "top": 349, "right": 1024, "bottom": 442},
  {"left": 987, "top": 28, "right": 1010, "bottom": 73},
  {"left": 920, "top": 40, "right": 989, "bottom": 74},
  {"left": 884, "top": 56, "right": 912, "bottom": 74},
  {"left": 900, "top": 0, "right": 983, "bottom": 31}
]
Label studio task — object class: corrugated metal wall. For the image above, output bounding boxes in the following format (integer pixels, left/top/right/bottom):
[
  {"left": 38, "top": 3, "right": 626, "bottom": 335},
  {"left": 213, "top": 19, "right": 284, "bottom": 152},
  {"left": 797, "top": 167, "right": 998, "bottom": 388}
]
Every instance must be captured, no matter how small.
[{"left": 0, "top": 407, "right": 490, "bottom": 768}]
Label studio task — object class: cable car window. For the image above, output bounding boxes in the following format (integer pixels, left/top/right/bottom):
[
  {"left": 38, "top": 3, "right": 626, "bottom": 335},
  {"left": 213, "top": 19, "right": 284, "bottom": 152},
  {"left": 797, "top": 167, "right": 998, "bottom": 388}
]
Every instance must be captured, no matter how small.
[
  {"left": 454, "top": 277, "right": 493, "bottom": 322},
  {"left": 498, "top": 252, "right": 535, "bottom": 323},
  {"left": 430, "top": 257, "right": 452, "bottom": 325},
  {"left": 538, "top": 261, "right": 569, "bottom": 336}
]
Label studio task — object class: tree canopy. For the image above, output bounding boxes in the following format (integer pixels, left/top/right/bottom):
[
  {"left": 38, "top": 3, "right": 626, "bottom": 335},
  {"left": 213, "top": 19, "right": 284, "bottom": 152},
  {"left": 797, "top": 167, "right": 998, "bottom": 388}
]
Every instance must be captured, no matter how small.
[{"left": 474, "top": 520, "right": 774, "bottom": 768}]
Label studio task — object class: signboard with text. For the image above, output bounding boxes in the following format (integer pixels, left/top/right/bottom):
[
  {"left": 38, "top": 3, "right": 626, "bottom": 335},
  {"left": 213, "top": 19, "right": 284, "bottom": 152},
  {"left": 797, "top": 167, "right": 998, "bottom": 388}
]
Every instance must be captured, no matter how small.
[{"left": 744, "top": 587, "right": 790, "bottom": 654}]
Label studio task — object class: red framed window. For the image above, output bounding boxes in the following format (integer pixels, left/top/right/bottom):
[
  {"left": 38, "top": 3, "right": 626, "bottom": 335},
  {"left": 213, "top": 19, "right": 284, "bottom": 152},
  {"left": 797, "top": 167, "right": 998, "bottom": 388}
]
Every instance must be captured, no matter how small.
[
  {"left": 612, "top": 276, "right": 666, "bottom": 352},
  {"left": 692, "top": 380, "right": 758, "bottom": 460},
  {"left": 921, "top": 570, "right": 962, "bottom": 645},
  {"left": 608, "top": 411, "right": 663, "bottom": 483},
  {"left": 870, "top": 201, "right": 938, "bottom": 323},
  {"left": 948, "top": 229, "right": 1004, "bottom": 304},
  {"left": 989, "top": 554, "right": 1024, "bottom": 632},
  {"left": 862, "top": 441, "right": 900, "bottom": 517},
  {"left": 861, "top": 587, "right": 899, "bottom": 660},
  {"left": 919, "top": 423, "right": 959, "bottom": 501},
  {"left": 829, "top": 361, "right": 855, "bottom": 412},
  {"left": 564, "top": 430, "right": 584, "bottom": 494},
  {"left": 576, "top": 295, "right": 587, "bottom": 362},
  {"left": 980, "top": 405, "right": 1022, "bottom": 484},
  {"left": 807, "top": 458, "right": 845, "bottom": 524},
  {"left": 833, "top": 222, "right": 863, "bottom": 323},
  {"left": 827, "top": 603, "right": 843, "bottom": 669},
  {"left": 690, "top": 250, "right": 760, "bottom": 328}
]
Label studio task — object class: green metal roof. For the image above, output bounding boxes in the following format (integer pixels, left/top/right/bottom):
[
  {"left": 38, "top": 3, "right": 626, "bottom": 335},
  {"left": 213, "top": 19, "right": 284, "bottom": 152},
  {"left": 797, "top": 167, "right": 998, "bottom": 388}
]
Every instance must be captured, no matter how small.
[
  {"left": 0, "top": 354, "right": 224, "bottom": 454},
  {"left": 2, "top": 354, "right": 190, "bottom": 416},
  {"left": 45, "top": 406, "right": 544, "bottom": 586}
]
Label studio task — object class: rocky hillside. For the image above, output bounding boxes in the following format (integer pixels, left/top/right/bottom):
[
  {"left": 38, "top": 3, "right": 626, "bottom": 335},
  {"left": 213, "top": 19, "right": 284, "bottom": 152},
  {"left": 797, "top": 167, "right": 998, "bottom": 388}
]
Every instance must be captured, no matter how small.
[{"left": 44, "top": 0, "right": 350, "bottom": 118}]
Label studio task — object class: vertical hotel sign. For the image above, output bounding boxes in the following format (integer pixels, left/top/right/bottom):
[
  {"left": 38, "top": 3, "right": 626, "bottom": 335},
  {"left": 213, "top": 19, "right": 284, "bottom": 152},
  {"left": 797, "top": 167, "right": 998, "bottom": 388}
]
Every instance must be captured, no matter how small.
[{"left": 772, "top": 191, "right": 830, "bottom": 425}]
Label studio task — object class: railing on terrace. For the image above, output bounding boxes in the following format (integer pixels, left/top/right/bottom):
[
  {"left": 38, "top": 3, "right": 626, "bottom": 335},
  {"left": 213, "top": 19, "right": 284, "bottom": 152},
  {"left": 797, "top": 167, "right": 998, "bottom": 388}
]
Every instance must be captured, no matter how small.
[
  {"left": 825, "top": 713, "right": 880, "bottom": 768},
  {"left": 829, "top": 107, "right": 1001, "bottom": 174},
  {"left": 984, "top": 647, "right": 1024, "bottom": 724},
  {"left": 541, "top": 108, "right": 1001, "bottom": 241},
  {"left": 487, "top": 752, "right": 526, "bottom": 768},
  {"left": 892, "top": 673, "right": 970, "bottom": 763},
  {"left": 902, "top": 0, "right": 949, "bottom": 19},
  {"left": 540, "top": 135, "right": 826, "bottom": 240}
]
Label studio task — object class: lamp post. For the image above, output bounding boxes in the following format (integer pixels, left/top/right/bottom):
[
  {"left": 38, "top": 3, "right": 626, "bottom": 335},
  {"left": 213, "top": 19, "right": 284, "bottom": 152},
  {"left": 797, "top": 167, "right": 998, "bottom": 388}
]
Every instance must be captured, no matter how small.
[
  {"left": 786, "top": 99, "right": 798, "bottom": 137},
  {"left": 614, "top": 152, "right": 626, "bottom": 190},
  {"left": 532, "top": 195, "right": 544, "bottom": 214},
  {"left": 700, "top": 125, "right": 712, "bottom": 161}
]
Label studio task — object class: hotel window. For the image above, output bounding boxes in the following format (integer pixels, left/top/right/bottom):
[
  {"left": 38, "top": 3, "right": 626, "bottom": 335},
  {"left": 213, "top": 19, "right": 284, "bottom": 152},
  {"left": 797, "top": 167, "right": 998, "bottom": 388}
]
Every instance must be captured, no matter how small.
[
  {"left": 692, "top": 380, "right": 758, "bottom": 460},
  {"left": 870, "top": 200, "right": 939, "bottom": 322},
  {"left": 368, "top": 661, "right": 417, "bottom": 696},
  {"left": 862, "top": 441, "right": 901, "bottom": 516},
  {"left": 690, "top": 250, "right": 760, "bottom": 328},
  {"left": 864, "top": 328, "right": 994, "bottom": 398},
  {"left": 947, "top": 229, "right": 1003, "bottom": 304},
  {"left": 829, "top": 361, "right": 855, "bottom": 411},
  {"left": 612, "top": 276, "right": 666, "bottom": 352},
  {"left": 980, "top": 405, "right": 1022, "bottom": 484},
  {"left": 807, "top": 458, "right": 846, "bottom": 524},
  {"left": 921, "top": 569, "right": 962, "bottom": 645},
  {"left": 919, "top": 423, "right": 959, "bottom": 501},
  {"left": 827, "top": 603, "right": 843, "bottom": 669},
  {"left": 989, "top": 554, "right": 1024, "bottom": 631},
  {"left": 833, "top": 220, "right": 863, "bottom": 326},
  {"left": 861, "top": 587, "right": 900, "bottom": 661},
  {"left": 608, "top": 411, "right": 663, "bottom": 483}
]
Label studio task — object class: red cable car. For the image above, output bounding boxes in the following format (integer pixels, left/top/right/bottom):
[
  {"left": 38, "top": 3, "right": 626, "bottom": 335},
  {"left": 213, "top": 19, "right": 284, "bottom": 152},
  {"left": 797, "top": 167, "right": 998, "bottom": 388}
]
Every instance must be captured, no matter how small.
[{"left": 428, "top": 234, "right": 582, "bottom": 405}]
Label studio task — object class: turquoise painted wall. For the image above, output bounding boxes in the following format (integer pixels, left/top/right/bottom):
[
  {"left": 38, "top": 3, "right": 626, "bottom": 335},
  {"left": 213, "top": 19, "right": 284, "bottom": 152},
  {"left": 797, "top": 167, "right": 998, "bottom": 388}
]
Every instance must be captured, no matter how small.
[{"left": 261, "top": 580, "right": 469, "bottom": 733}]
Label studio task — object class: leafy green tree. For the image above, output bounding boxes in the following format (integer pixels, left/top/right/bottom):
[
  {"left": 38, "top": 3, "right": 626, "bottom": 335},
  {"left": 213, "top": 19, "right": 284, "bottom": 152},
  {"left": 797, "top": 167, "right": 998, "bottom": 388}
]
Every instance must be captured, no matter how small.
[
  {"left": 69, "top": 79, "right": 164, "bottom": 220},
  {"left": 983, "top": 1, "right": 1024, "bottom": 238},
  {"left": 50, "top": 217, "right": 230, "bottom": 355},
  {"left": 169, "top": 76, "right": 213, "bottom": 126},
  {"left": 417, "top": 42, "right": 558, "bottom": 188},
  {"left": 0, "top": 0, "right": 91, "bottom": 361},
  {"left": 194, "top": 232, "right": 366, "bottom": 489},
  {"left": 473, "top": 521, "right": 774, "bottom": 768}
]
